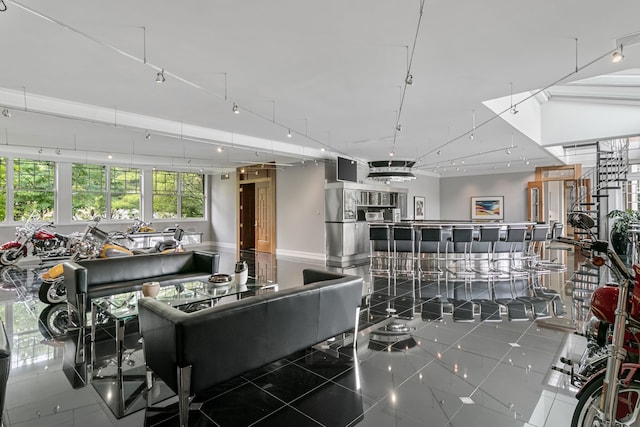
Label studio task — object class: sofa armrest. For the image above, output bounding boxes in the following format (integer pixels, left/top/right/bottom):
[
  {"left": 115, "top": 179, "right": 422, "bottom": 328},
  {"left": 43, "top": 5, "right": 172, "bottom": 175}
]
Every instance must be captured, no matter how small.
[
  {"left": 303, "top": 268, "right": 351, "bottom": 285},
  {"left": 138, "top": 297, "right": 188, "bottom": 393},
  {"left": 63, "top": 261, "right": 88, "bottom": 310},
  {"left": 193, "top": 251, "right": 220, "bottom": 274}
]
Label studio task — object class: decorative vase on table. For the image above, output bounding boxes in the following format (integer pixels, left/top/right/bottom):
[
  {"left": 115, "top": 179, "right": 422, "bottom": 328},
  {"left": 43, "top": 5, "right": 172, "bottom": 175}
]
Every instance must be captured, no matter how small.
[
  {"left": 142, "top": 282, "right": 160, "bottom": 298},
  {"left": 235, "top": 261, "right": 249, "bottom": 286}
]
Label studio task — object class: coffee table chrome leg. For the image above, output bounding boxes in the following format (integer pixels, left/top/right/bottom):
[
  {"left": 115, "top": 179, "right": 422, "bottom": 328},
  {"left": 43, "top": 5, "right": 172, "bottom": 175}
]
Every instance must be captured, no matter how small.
[{"left": 115, "top": 318, "right": 125, "bottom": 371}]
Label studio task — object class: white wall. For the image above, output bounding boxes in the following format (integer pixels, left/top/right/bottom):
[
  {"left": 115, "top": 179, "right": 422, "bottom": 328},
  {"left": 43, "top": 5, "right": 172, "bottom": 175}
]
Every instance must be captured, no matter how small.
[
  {"left": 208, "top": 164, "right": 327, "bottom": 261},
  {"left": 402, "top": 174, "right": 441, "bottom": 220},
  {"left": 210, "top": 173, "right": 237, "bottom": 249},
  {"left": 440, "top": 171, "right": 535, "bottom": 221},
  {"left": 276, "top": 164, "right": 326, "bottom": 261}
]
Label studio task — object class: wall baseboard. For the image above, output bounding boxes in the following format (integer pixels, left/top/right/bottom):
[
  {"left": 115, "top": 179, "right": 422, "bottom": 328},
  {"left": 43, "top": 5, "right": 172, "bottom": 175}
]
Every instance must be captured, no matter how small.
[
  {"left": 275, "top": 249, "right": 326, "bottom": 263},
  {"left": 201, "top": 242, "right": 326, "bottom": 265}
]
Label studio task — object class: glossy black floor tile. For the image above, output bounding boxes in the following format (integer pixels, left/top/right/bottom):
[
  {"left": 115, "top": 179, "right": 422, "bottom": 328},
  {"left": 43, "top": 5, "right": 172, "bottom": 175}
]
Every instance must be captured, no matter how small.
[{"left": 2, "top": 246, "right": 580, "bottom": 426}]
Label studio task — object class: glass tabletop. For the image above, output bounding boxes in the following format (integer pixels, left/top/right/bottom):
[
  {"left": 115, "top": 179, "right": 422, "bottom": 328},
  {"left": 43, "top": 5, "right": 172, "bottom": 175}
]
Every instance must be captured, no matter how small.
[{"left": 92, "top": 278, "right": 260, "bottom": 321}]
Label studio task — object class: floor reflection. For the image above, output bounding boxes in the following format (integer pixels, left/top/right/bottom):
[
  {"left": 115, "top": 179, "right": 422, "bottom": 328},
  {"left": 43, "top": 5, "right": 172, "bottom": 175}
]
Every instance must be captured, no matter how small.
[{"left": 0, "top": 246, "right": 580, "bottom": 426}]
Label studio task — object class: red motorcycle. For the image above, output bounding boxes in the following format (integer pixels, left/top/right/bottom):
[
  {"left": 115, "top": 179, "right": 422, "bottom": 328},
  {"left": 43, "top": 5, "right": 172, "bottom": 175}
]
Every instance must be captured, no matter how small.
[
  {"left": 558, "top": 213, "right": 640, "bottom": 426},
  {"left": 0, "top": 212, "right": 72, "bottom": 266}
]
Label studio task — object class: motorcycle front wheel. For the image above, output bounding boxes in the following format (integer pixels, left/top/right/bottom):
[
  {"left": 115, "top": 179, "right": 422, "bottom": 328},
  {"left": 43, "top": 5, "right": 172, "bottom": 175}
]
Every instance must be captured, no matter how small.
[
  {"left": 38, "top": 303, "right": 79, "bottom": 339},
  {"left": 572, "top": 374, "right": 640, "bottom": 426},
  {"left": 38, "top": 277, "right": 66, "bottom": 304},
  {"left": 0, "top": 247, "right": 25, "bottom": 266}
]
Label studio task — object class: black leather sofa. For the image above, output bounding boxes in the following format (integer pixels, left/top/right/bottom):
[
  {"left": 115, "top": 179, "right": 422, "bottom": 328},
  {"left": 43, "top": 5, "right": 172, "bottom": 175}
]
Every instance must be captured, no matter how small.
[
  {"left": 138, "top": 268, "right": 363, "bottom": 427},
  {"left": 63, "top": 251, "right": 220, "bottom": 326},
  {"left": 0, "top": 319, "right": 10, "bottom": 426}
]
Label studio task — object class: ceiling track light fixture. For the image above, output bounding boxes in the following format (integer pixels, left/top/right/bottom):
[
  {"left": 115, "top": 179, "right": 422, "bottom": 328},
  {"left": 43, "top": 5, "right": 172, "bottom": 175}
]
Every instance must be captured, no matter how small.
[
  {"left": 232, "top": 103, "right": 239, "bottom": 114},
  {"left": 287, "top": 129, "right": 292, "bottom": 138},
  {"left": 107, "top": 153, "right": 113, "bottom": 159},
  {"left": 1, "top": 108, "right": 10, "bottom": 118},
  {"left": 216, "top": 146, "right": 223, "bottom": 153},
  {"left": 156, "top": 68, "right": 165, "bottom": 83},
  {"left": 612, "top": 45, "right": 624, "bottom": 63},
  {"left": 145, "top": 132, "right": 151, "bottom": 140},
  {"left": 396, "top": 124, "right": 402, "bottom": 132},
  {"left": 469, "top": 110, "right": 475, "bottom": 140},
  {"left": 405, "top": 74, "right": 413, "bottom": 85},
  {"left": 509, "top": 82, "right": 519, "bottom": 114}
]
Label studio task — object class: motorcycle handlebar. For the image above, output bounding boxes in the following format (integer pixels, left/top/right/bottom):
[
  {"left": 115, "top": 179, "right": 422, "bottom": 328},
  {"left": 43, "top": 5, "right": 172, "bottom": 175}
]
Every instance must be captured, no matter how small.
[{"left": 556, "top": 237, "right": 633, "bottom": 281}]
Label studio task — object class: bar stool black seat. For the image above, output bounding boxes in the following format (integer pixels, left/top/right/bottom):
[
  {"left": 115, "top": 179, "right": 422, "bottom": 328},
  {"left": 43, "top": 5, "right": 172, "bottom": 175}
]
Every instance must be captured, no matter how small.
[{"left": 369, "top": 224, "right": 391, "bottom": 275}]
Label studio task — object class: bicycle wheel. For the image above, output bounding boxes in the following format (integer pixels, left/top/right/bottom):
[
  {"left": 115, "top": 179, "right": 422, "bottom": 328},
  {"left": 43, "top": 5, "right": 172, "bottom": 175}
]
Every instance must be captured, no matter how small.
[{"left": 572, "top": 373, "right": 640, "bottom": 426}]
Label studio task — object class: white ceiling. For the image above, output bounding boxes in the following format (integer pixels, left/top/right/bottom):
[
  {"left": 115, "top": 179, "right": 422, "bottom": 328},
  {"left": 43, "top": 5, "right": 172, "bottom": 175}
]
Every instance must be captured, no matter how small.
[{"left": 1, "top": 0, "right": 640, "bottom": 177}]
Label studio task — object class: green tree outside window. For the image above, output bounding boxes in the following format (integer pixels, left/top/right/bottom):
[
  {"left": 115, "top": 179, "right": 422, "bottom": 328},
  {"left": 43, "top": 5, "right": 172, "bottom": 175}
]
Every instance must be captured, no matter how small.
[{"left": 13, "top": 158, "right": 55, "bottom": 221}]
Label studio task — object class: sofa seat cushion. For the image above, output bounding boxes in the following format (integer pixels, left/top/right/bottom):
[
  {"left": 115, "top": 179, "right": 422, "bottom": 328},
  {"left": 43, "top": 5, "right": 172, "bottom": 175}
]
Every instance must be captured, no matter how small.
[{"left": 88, "top": 272, "right": 212, "bottom": 299}]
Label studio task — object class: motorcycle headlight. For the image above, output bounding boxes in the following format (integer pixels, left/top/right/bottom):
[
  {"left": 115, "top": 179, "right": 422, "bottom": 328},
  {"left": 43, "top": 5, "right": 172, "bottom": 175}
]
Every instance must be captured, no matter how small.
[{"left": 583, "top": 316, "right": 602, "bottom": 339}]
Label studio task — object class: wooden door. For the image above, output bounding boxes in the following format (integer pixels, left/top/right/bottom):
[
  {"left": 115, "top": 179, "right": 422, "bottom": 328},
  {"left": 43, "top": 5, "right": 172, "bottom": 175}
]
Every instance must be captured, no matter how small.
[
  {"left": 239, "top": 184, "right": 255, "bottom": 250},
  {"left": 527, "top": 181, "right": 544, "bottom": 222},
  {"left": 237, "top": 165, "right": 276, "bottom": 255},
  {"left": 255, "top": 180, "right": 274, "bottom": 253}
]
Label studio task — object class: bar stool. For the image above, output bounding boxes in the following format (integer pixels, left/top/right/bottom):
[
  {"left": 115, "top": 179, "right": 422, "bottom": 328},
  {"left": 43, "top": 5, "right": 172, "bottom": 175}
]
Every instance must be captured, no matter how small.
[
  {"left": 539, "top": 222, "right": 568, "bottom": 273},
  {"left": 417, "top": 226, "right": 444, "bottom": 277},
  {"left": 495, "top": 225, "right": 528, "bottom": 277},
  {"left": 392, "top": 225, "right": 416, "bottom": 278},
  {"left": 470, "top": 225, "right": 502, "bottom": 321},
  {"left": 471, "top": 225, "right": 501, "bottom": 277},
  {"left": 417, "top": 226, "right": 445, "bottom": 321},
  {"left": 448, "top": 226, "right": 475, "bottom": 277},
  {"left": 369, "top": 224, "right": 391, "bottom": 275},
  {"left": 526, "top": 224, "right": 551, "bottom": 275}
]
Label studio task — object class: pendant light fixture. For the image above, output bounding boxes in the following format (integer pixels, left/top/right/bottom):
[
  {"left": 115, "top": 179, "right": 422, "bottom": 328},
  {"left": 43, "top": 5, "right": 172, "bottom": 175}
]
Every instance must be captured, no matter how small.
[{"left": 367, "top": 160, "right": 416, "bottom": 182}]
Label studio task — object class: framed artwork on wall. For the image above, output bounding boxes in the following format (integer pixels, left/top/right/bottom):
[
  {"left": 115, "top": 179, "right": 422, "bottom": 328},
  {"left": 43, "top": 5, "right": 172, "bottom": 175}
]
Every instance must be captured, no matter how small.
[
  {"left": 471, "top": 196, "right": 504, "bottom": 220},
  {"left": 414, "top": 196, "right": 425, "bottom": 220}
]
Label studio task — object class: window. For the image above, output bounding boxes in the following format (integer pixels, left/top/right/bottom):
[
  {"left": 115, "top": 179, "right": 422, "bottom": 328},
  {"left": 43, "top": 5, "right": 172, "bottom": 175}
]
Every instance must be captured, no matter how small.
[
  {"left": 72, "top": 164, "right": 106, "bottom": 220},
  {"left": 110, "top": 167, "right": 141, "bottom": 219},
  {"left": 0, "top": 157, "right": 5, "bottom": 221},
  {"left": 13, "top": 158, "right": 55, "bottom": 221},
  {"left": 181, "top": 172, "right": 205, "bottom": 218},
  {"left": 153, "top": 170, "right": 178, "bottom": 219},
  {"left": 153, "top": 170, "right": 205, "bottom": 219}
]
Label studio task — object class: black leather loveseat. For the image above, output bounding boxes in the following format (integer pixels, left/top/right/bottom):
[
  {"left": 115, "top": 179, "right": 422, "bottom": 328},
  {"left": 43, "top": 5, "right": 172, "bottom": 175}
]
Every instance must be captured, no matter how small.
[
  {"left": 63, "top": 250, "right": 220, "bottom": 326},
  {"left": 138, "top": 268, "right": 363, "bottom": 427}
]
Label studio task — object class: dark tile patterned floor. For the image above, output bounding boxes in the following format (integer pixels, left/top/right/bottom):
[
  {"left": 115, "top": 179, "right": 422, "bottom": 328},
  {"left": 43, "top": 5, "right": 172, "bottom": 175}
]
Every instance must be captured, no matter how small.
[{"left": 1, "top": 246, "right": 582, "bottom": 426}]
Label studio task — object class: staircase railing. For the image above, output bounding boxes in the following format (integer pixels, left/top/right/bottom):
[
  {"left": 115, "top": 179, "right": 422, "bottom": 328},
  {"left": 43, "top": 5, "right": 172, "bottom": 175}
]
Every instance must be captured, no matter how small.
[{"left": 569, "top": 138, "right": 629, "bottom": 239}]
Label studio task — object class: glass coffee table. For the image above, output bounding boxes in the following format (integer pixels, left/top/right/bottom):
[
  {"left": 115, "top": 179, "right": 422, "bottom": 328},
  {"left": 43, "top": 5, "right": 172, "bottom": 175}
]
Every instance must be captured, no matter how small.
[{"left": 90, "top": 278, "right": 276, "bottom": 418}]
